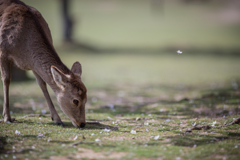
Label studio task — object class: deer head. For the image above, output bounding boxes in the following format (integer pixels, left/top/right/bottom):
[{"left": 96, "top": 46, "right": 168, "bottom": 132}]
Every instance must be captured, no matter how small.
[{"left": 51, "top": 62, "right": 87, "bottom": 128}]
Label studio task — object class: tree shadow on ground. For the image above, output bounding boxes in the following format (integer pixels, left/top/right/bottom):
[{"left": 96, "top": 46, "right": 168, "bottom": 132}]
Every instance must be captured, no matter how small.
[
  {"left": 57, "top": 40, "right": 240, "bottom": 56},
  {"left": 46, "top": 121, "right": 119, "bottom": 130},
  {"left": 164, "top": 129, "right": 240, "bottom": 149},
  {"left": 86, "top": 81, "right": 240, "bottom": 149},
  {"left": 89, "top": 83, "right": 240, "bottom": 121}
]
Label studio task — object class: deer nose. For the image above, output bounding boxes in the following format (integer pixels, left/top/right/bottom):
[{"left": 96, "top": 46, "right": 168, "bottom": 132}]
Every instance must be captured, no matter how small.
[{"left": 80, "top": 123, "right": 85, "bottom": 128}]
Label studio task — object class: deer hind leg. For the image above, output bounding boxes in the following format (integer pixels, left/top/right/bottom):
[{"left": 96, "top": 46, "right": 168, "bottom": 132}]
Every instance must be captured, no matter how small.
[
  {"left": 33, "top": 71, "right": 64, "bottom": 126},
  {"left": 0, "top": 56, "right": 14, "bottom": 122}
]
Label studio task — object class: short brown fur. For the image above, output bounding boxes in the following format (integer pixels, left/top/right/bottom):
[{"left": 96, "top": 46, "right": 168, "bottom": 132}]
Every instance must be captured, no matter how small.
[{"left": 0, "top": 0, "right": 87, "bottom": 128}]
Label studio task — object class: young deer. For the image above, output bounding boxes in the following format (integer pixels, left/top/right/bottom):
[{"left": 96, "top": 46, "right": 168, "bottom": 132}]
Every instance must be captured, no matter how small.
[{"left": 0, "top": 0, "right": 87, "bottom": 128}]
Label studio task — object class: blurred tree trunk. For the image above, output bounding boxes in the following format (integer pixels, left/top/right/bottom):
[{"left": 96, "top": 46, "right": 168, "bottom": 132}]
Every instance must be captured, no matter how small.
[
  {"left": 62, "top": 0, "right": 73, "bottom": 42},
  {"left": 60, "top": 0, "right": 100, "bottom": 52},
  {"left": 150, "top": 0, "right": 164, "bottom": 15}
]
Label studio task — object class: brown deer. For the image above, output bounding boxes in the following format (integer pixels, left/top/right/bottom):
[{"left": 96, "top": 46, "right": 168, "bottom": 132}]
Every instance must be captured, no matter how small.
[{"left": 0, "top": 0, "right": 87, "bottom": 128}]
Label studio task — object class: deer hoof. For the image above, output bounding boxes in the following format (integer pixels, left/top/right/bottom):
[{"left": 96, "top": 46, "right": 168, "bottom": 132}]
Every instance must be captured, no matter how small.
[
  {"left": 55, "top": 121, "right": 64, "bottom": 126},
  {"left": 4, "top": 118, "right": 15, "bottom": 123}
]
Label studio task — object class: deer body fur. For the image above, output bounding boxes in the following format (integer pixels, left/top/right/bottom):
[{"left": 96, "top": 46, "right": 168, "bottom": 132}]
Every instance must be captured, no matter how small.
[{"left": 0, "top": 0, "right": 87, "bottom": 128}]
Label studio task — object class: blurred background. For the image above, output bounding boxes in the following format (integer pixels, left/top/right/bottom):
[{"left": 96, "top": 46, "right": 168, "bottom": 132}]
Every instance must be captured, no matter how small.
[
  {"left": 22, "top": 0, "right": 240, "bottom": 50},
  {"left": 2, "top": 0, "right": 240, "bottom": 106}
]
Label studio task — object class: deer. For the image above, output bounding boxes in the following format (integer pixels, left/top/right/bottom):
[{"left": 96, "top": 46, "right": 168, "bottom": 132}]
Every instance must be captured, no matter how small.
[{"left": 0, "top": 0, "right": 87, "bottom": 128}]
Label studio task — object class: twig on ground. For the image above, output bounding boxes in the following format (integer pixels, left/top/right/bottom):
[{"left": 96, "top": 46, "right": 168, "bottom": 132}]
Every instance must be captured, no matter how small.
[
  {"left": 70, "top": 141, "right": 95, "bottom": 147},
  {"left": 191, "top": 125, "right": 211, "bottom": 130},
  {"left": 223, "top": 117, "right": 240, "bottom": 126},
  {"left": 185, "top": 124, "right": 211, "bottom": 133}
]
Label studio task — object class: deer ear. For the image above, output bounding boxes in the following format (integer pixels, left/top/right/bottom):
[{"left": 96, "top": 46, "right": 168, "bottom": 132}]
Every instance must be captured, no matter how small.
[
  {"left": 71, "top": 61, "right": 82, "bottom": 78},
  {"left": 51, "top": 66, "right": 69, "bottom": 90}
]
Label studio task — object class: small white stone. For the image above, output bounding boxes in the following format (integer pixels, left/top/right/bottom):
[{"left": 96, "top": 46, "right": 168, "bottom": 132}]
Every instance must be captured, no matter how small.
[
  {"left": 159, "top": 109, "right": 164, "bottom": 112},
  {"left": 103, "top": 128, "right": 111, "bottom": 132},
  {"left": 73, "top": 136, "right": 78, "bottom": 141},
  {"left": 37, "top": 133, "right": 45, "bottom": 138},
  {"left": 166, "top": 119, "right": 171, "bottom": 122},
  {"left": 130, "top": 130, "right": 136, "bottom": 134},
  {"left": 154, "top": 135, "right": 160, "bottom": 140},
  {"left": 144, "top": 122, "right": 149, "bottom": 126},
  {"left": 95, "top": 138, "right": 101, "bottom": 142},
  {"left": 15, "top": 130, "right": 20, "bottom": 135},
  {"left": 176, "top": 157, "right": 181, "bottom": 160},
  {"left": 211, "top": 121, "right": 217, "bottom": 127}
]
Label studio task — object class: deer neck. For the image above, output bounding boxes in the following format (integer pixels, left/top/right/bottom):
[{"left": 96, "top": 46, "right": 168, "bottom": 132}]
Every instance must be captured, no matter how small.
[{"left": 33, "top": 50, "right": 70, "bottom": 93}]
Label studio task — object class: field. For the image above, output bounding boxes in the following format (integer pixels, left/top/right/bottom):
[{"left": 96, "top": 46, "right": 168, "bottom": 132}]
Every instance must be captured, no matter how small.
[{"left": 1, "top": 0, "right": 240, "bottom": 160}]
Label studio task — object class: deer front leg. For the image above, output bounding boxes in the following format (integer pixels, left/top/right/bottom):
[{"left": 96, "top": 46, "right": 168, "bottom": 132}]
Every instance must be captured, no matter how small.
[
  {"left": 33, "top": 71, "right": 64, "bottom": 126},
  {"left": 0, "top": 57, "right": 14, "bottom": 122}
]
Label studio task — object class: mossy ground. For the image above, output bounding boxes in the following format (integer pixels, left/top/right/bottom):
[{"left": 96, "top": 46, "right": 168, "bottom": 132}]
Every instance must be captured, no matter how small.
[{"left": 1, "top": 53, "right": 240, "bottom": 160}]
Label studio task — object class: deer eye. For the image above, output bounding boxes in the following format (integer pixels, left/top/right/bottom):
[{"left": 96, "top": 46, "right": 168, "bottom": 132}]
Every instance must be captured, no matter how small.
[{"left": 73, "top": 99, "right": 79, "bottom": 106}]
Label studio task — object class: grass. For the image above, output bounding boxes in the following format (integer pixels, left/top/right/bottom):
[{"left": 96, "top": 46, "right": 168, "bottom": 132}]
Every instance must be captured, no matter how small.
[
  {"left": 1, "top": 0, "right": 240, "bottom": 159},
  {"left": 1, "top": 52, "right": 240, "bottom": 160}
]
